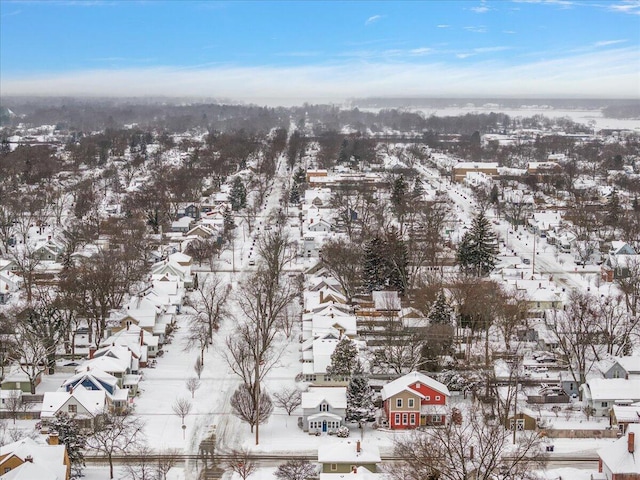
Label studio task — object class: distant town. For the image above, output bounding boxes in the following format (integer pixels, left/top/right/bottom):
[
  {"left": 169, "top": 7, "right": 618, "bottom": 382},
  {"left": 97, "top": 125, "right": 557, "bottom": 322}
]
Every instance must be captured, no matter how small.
[{"left": 0, "top": 97, "right": 639, "bottom": 480}]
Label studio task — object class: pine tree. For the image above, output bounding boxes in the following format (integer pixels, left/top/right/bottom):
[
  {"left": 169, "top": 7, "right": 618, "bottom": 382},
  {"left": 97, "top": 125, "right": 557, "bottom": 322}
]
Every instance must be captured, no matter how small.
[
  {"left": 391, "top": 175, "right": 408, "bottom": 220},
  {"left": 345, "top": 361, "right": 376, "bottom": 427},
  {"left": 384, "top": 227, "right": 408, "bottom": 294},
  {"left": 289, "top": 183, "right": 300, "bottom": 205},
  {"left": 456, "top": 211, "right": 498, "bottom": 277},
  {"left": 228, "top": 177, "right": 247, "bottom": 211},
  {"left": 606, "top": 190, "right": 621, "bottom": 227},
  {"left": 412, "top": 177, "right": 425, "bottom": 199},
  {"left": 51, "top": 411, "right": 87, "bottom": 478},
  {"left": 362, "top": 236, "right": 387, "bottom": 292},
  {"left": 326, "top": 338, "right": 358, "bottom": 379},
  {"left": 428, "top": 290, "right": 453, "bottom": 325},
  {"left": 223, "top": 206, "right": 236, "bottom": 234}
]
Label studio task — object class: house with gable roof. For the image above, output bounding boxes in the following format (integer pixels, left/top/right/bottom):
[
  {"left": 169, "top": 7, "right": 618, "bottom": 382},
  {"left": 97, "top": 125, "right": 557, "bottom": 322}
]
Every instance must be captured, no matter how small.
[
  {"left": 581, "top": 378, "right": 640, "bottom": 417},
  {"left": 40, "top": 386, "right": 107, "bottom": 429},
  {"left": 604, "top": 356, "right": 640, "bottom": 380},
  {"left": 0, "top": 436, "right": 70, "bottom": 480},
  {"left": 301, "top": 387, "right": 347, "bottom": 434},
  {"left": 318, "top": 440, "right": 380, "bottom": 474},
  {"left": 597, "top": 423, "right": 640, "bottom": 479},
  {"left": 61, "top": 369, "right": 129, "bottom": 412},
  {"left": 380, "top": 371, "right": 450, "bottom": 429}
]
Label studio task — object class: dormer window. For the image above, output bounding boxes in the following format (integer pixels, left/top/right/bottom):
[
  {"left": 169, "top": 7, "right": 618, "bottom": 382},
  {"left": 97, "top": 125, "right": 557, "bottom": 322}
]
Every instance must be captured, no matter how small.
[{"left": 320, "top": 403, "right": 329, "bottom": 412}]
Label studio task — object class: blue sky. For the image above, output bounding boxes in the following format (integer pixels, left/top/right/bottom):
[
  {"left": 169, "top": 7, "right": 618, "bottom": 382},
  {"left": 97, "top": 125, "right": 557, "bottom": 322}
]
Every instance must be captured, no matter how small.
[{"left": 1, "top": 0, "right": 639, "bottom": 104}]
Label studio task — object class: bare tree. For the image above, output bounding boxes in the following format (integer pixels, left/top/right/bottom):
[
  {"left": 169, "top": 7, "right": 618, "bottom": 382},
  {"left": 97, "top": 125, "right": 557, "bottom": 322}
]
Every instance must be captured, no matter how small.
[
  {"left": 319, "top": 237, "right": 363, "bottom": 303},
  {"left": 86, "top": 409, "right": 145, "bottom": 479},
  {"left": 155, "top": 448, "right": 180, "bottom": 480},
  {"left": 185, "top": 316, "right": 210, "bottom": 365},
  {"left": 229, "top": 384, "right": 274, "bottom": 433},
  {"left": 274, "top": 459, "right": 318, "bottom": 480},
  {"left": 224, "top": 448, "right": 257, "bottom": 480},
  {"left": 549, "top": 291, "right": 600, "bottom": 398},
  {"left": 172, "top": 397, "right": 192, "bottom": 436},
  {"left": 391, "top": 406, "right": 546, "bottom": 480},
  {"left": 187, "top": 273, "right": 229, "bottom": 345},
  {"left": 9, "top": 325, "right": 52, "bottom": 393},
  {"left": 272, "top": 387, "right": 302, "bottom": 416},
  {"left": 3, "top": 391, "right": 28, "bottom": 425},
  {"left": 121, "top": 445, "right": 160, "bottom": 480},
  {"left": 185, "top": 377, "right": 201, "bottom": 399},
  {"left": 616, "top": 256, "right": 640, "bottom": 317}
]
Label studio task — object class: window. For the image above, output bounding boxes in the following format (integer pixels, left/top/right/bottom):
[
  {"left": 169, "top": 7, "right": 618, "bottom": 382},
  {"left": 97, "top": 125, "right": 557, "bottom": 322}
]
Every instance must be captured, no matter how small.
[
  {"left": 331, "top": 464, "right": 337, "bottom": 471},
  {"left": 396, "top": 398, "right": 403, "bottom": 408},
  {"left": 4, "top": 468, "right": 10, "bottom": 474},
  {"left": 320, "top": 403, "right": 329, "bottom": 412},
  {"left": 408, "top": 398, "right": 415, "bottom": 408},
  {"left": 394, "top": 413, "right": 400, "bottom": 425},
  {"left": 433, "top": 415, "right": 442, "bottom": 423},
  {"left": 402, "top": 413, "right": 408, "bottom": 425},
  {"left": 601, "top": 402, "right": 608, "bottom": 408},
  {"left": 435, "top": 396, "right": 441, "bottom": 401},
  {"left": 410, "top": 414, "right": 416, "bottom": 425},
  {"left": 425, "top": 395, "right": 430, "bottom": 401},
  {"left": 68, "top": 404, "right": 77, "bottom": 413}
]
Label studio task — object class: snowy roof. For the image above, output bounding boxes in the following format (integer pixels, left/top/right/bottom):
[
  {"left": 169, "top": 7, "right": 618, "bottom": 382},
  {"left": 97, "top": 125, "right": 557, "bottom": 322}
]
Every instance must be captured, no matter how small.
[
  {"left": 380, "top": 371, "right": 450, "bottom": 401},
  {"left": 598, "top": 424, "right": 640, "bottom": 474},
  {"left": 318, "top": 441, "right": 381, "bottom": 464},
  {"left": 583, "top": 379, "right": 640, "bottom": 401},
  {"left": 0, "top": 460, "right": 61, "bottom": 480},
  {"left": 40, "top": 387, "right": 106, "bottom": 418},
  {"left": 0, "top": 437, "right": 67, "bottom": 480},
  {"left": 612, "top": 404, "right": 640, "bottom": 423},
  {"left": 301, "top": 387, "right": 347, "bottom": 409},
  {"left": 614, "top": 356, "right": 640, "bottom": 374}
]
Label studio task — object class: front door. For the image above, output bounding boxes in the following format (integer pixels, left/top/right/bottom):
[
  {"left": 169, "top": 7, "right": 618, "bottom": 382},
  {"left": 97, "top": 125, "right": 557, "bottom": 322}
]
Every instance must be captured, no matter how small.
[{"left": 322, "top": 421, "right": 327, "bottom": 432}]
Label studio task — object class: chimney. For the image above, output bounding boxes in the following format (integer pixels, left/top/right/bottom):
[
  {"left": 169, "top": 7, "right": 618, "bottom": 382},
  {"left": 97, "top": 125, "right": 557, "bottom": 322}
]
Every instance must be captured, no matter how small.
[
  {"left": 25, "top": 455, "right": 33, "bottom": 462},
  {"left": 356, "top": 440, "right": 361, "bottom": 453},
  {"left": 352, "top": 466, "right": 357, "bottom": 473},
  {"left": 629, "top": 432, "right": 635, "bottom": 453},
  {"left": 320, "top": 290, "right": 324, "bottom": 303},
  {"left": 89, "top": 347, "right": 96, "bottom": 359},
  {"left": 140, "top": 329, "right": 144, "bottom": 346},
  {"left": 48, "top": 432, "right": 59, "bottom": 445}
]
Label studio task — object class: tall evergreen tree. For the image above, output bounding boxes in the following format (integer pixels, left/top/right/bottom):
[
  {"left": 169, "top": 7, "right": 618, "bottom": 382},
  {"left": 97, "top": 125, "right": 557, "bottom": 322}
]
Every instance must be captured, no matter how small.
[
  {"left": 428, "top": 290, "right": 453, "bottom": 325},
  {"left": 51, "top": 411, "right": 87, "bottom": 478},
  {"left": 456, "top": 211, "right": 498, "bottom": 277},
  {"left": 606, "top": 190, "right": 621, "bottom": 227},
  {"left": 391, "top": 175, "right": 409, "bottom": 222},
  {"left": 229, "top": 176, "right": 247, "bottom": 211},
  {"left": 384, "top": 227, "right": 409, "bottom": 294},
  {"left": 326, "top": 338, "right": 358, "bottom": 379},
  {"left": 363, "top": 236, "right": 387, "bottom": 292},
  {"left": 345, "top": 361, "right": 376, "bottom": 427}
]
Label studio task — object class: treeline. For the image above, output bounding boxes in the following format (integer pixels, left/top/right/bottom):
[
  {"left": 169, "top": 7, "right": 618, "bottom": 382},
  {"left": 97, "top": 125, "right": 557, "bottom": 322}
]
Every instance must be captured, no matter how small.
[{"left": 603, "top": 103, "right": 640, "bottom": 120}]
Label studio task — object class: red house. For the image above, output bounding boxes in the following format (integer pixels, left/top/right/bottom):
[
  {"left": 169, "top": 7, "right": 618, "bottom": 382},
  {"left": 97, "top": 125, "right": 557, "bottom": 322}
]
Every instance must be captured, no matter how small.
[{"left": 380, "top": 371, "right": 450, "bottom": 429}]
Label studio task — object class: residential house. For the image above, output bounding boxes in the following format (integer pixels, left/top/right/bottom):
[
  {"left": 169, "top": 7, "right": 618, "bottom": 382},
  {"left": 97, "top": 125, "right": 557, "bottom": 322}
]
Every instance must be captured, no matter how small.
[
  {"left": 0, "top": 436, "right": 70, "bottom": 480},
  {"left": 602, "top": 255, "right": 638, "bottom": 282},
  {"left": 604, "top": 357, "right": 640, "bottom": 380},
  {"left": 32, "top": 240, "right": 64, "bottom": 262},
  {"left": 40, "top": 386, "right": 107, "bottom": 429},
  {"left": 301, "top": 333, "right": 350, "bottom": 386},
  {"left": 301, "top": 387, "right": 347, "bottom": 434},
  {"left": 1, "top": 366, "right": 41, "bottom": 394},
  {"left": 184, "top": 224, "right": 217, "bottom": 239},
  {"left": 610, "top": 242, "right": 636, "bottom": 256},
  {"left": 318, "top": 440, "right": 380, "bottom": 474},
  {"left": 170, "top": 216, "right": 193, "bottom": 233},
  {"left": 61, "top": 370, "right": 129, "bottom": 412},
  {"left": 319, "top": 466, "right": 383, "bottom": 480},
  {"left": 380, "top": 371, "right": 450, "bottom": 429},
  {"left": 100, "top": 324, "right": 156, "bottom": 361},
  {"left": 610, "top": 403, "right": 640, "bottom": 434},
  {"left": 0, "top": 271, "right": 22, "bottom": 304},
  {"left": 597, "top": 424, "right": 640, "bottom": 479},
  {"left": 581, "top": 379, "right": 640, "bottom": 417}
]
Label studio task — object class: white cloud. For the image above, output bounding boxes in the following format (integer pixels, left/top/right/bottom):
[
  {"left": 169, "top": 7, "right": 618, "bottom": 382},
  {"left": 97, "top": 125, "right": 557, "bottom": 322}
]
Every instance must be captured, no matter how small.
[
  {"left": 471, "top": 6, "right": 490, "bottom": 13},
  {"left": 594, "top": 39, "right": 628, "bottom": 47},
  {"left": 456, "top": 53, "right": 476, "bottom": 59},
  {"left": 436, "top": 24, "right": 450, "bottom": 28},
  {"left": 409, "top": 48, "right": 433, "bottom": 56},
  {"left": 464, "top": 25, "right": 487, "bottom": 33},
  {"left": 2, "top": 48, "right": 638, "bottom": 105},
  {"left": 365, "top": 15, "right": 383, "bottom": 25},
  {"left": 608, "top": 1, "right": 640, "bottom": 14}
]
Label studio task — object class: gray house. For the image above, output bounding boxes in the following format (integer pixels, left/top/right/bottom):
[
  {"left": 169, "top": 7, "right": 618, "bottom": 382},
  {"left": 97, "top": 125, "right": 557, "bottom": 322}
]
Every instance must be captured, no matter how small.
[
  {"left": 301, "top": 387, "right": 347, "bottom": 434},
  {"left": 604, "top": 357, "right": 640, "bottom": 380}
]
